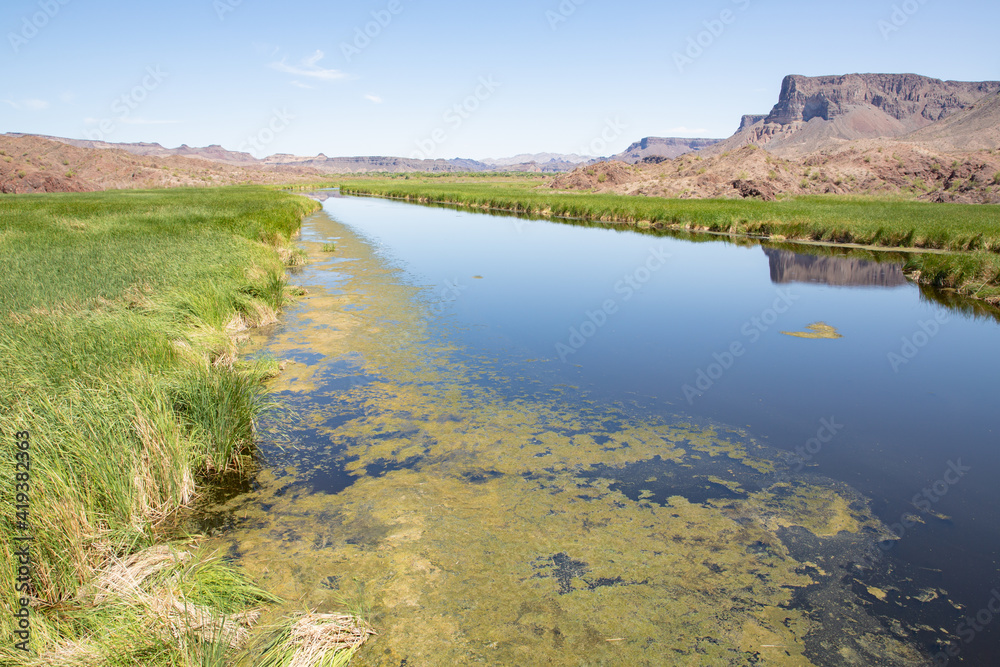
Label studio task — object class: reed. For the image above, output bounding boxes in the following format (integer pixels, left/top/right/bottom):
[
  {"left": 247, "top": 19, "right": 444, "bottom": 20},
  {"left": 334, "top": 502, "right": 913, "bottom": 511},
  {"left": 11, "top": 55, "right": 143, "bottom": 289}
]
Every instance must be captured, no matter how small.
[{"left": 0, "top": 186, "right": 319, "bottom": 664}]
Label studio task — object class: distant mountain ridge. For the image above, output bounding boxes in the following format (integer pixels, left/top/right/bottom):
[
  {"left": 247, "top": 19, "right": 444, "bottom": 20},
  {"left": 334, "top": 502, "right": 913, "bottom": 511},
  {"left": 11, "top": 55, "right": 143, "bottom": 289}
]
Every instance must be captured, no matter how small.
[
  {"left": 16, "top": 134, "right": 584, "bottom": 174},
  {"left": 608, "top": 137, "right": 723, "bottom": 164},
  {"left": 16, "top": 134, "right": 723, "bottom": 174},
  {"left": 478, "top": 152, "right": 592, "bottom": 167}
]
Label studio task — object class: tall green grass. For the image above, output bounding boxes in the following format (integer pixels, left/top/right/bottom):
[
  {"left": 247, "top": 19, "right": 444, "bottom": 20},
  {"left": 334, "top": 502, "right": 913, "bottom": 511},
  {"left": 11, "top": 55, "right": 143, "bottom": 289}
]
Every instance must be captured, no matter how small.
[
  {"left": 338, "top": 179, "right": 1000, "bottom": 302},
  {"left": 0, "top": 187, "right": 319, "bottom": 664}
]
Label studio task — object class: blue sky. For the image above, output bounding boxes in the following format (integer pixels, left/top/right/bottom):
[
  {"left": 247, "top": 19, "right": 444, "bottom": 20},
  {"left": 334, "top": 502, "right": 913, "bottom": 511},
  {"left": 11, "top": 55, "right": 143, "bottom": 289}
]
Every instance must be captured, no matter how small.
[{"left": 2, "top": 0, "right": 998, "bottom": 159}]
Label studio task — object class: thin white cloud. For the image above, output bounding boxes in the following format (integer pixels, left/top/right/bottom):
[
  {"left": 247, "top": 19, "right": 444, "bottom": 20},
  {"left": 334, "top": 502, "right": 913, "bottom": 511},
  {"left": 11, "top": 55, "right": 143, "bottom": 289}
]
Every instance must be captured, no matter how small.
[
  {"left": 4, "top": 98, "right": 49, "bottom": 110},
  {"left": 291, "top": 81, "right": 316, "bottom": 90},
  {"left": 364, "top": 94, "right": 383, "bottom": 104},
  {"left": 59, "top": 92, "right": 75, "bottom": 104},
  {"left": 252, "top": 42, "right": 280, "bottom": 57},
  {"left": 269, "top": 50, "right": 349, "bottom": 82},
  {"left": 669, "top": 126, "right": 709, "bottom": 134}
]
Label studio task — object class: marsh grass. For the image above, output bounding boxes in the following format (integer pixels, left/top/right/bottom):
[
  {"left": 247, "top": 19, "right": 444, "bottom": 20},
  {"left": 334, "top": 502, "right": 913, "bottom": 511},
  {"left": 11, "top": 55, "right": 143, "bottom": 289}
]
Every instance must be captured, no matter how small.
[
  {"left": 249, "top": 614, "right": 375, "bottom": 667},
  {"left": 20, "top": 544, "right": 280, "bottom": 667},
  {"left": 339, "top": 178, "right": 1000, "bottom": 302},
  {"left": 0, "top": 187, "right": 319, "bottom": 664}
]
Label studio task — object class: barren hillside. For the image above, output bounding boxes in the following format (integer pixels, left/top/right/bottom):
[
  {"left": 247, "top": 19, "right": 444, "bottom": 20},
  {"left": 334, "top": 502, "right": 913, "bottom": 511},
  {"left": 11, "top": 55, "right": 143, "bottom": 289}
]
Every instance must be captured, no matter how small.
[
  {"left": 0, "top": 134, "right": 326, "bottom": 194},
  {"left": 551, "top": 142, "right": 1000, "bottom": 204}
]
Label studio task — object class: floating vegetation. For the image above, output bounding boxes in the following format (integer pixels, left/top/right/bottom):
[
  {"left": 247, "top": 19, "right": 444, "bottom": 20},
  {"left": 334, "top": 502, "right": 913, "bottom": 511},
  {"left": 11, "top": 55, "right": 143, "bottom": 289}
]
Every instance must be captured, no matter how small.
[
  {"left": 187, "top": 209, "right": 952, "bottom": 666},
  {"left": 781, "top": 322, "right": 843, "bottom": 339}
]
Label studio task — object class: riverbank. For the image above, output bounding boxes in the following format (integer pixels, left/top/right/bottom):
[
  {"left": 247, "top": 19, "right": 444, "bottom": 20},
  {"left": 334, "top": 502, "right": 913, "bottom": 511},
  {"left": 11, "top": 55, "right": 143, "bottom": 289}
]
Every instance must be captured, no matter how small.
[
  {"left": 0, "top": 187, "right": 321, "bottom": 664},
  {"left": 338, "top": 178, "right": 1000, "bottom": 304}
]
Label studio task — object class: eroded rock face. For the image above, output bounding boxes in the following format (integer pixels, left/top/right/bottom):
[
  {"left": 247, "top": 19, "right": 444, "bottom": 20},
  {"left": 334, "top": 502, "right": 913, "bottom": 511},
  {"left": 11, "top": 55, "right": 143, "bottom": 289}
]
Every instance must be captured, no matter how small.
[
  {"left": 732, "top": 179, "right": 776, "bottom": 201},
  {"left": 712, "top": 73, "right": 1000, "bottom": 156},
  {"left": 0, "top": 173, "right": 94, "bottom": 194},
  {"left": 739, "top": 114, "right": 768, "bottom": 132},
  {"left": 767, "top": 73, "right": 1000, "bottom": 127}
]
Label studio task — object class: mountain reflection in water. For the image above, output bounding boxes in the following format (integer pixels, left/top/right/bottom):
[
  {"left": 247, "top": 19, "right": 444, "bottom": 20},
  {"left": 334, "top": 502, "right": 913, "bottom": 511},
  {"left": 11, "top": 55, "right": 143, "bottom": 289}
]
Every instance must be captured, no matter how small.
[{"left": 764, "top": 247, "right": 907, "bottom": 287}]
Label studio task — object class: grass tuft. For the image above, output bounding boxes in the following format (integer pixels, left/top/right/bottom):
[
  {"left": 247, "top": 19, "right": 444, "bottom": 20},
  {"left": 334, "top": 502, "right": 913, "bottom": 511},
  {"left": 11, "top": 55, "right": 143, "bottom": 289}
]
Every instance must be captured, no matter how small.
[{"left": 253, "top": 613, "right": 376, "bottom": 667}]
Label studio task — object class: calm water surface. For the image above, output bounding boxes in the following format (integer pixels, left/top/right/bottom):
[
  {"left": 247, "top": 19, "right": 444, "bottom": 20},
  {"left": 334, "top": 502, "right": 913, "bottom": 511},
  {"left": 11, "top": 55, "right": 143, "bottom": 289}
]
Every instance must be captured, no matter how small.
[{"left": 198, "top": 194, "right": 1000, "bottom": 666}]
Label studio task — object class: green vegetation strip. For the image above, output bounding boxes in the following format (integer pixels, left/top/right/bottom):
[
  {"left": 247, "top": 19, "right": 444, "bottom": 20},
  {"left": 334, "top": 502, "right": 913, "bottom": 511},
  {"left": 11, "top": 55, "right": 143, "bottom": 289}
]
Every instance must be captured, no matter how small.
[
  {"left": 0, "top": 187, "right": 321, "bottom": 665},
  {"left": 339, "top": 178, "right": 1000, "bottom": 303}
]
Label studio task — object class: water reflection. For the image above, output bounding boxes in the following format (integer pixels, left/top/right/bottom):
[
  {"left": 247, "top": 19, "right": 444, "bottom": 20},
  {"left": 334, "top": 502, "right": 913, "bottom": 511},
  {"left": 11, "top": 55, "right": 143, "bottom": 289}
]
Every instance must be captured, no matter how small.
[{"left": 764, "top": 247, "right": 907, "bottom": 287}]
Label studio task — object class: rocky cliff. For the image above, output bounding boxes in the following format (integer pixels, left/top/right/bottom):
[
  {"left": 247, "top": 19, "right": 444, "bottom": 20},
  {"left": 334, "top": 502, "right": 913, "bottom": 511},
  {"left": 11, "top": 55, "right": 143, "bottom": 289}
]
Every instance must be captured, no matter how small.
[
  {"left": 738, "top": 115, "right": 768, "bottom": 132},
  {"left": 905, "top": 90, "right": 1000, "bottom": 151},
  {"left": 714, "top": 74, "right": 1000, "bottom": 156},
  {"left": 767, "top": 73, "right": 999, "bottom": 126}
]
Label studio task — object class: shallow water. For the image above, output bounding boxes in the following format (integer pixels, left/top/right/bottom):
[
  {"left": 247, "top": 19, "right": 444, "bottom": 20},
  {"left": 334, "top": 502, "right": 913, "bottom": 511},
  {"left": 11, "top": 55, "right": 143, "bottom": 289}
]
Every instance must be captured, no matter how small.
[{"left": 194, "top": 195, "right": 1000, "bottom": 665}]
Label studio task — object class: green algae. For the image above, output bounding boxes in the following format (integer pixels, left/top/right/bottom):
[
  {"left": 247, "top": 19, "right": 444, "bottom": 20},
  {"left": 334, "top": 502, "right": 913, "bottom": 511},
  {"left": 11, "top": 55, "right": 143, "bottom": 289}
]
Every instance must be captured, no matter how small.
[
  {"left": 190, "top": 209, "right": 936, "bottom": 665},
  {"left": 780, "top": 322, "right": 843, "bottom": 340}
]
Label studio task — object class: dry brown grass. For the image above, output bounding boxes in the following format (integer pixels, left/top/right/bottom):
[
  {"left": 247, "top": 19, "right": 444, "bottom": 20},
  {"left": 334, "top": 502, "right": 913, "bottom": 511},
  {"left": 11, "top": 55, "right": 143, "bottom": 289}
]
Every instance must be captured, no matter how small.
[
  {"left": 280, "top": 613, "right": 376, "bottom": 667},
  {"left": 90, "top": 545, "right": 261, "bottom": 646}
]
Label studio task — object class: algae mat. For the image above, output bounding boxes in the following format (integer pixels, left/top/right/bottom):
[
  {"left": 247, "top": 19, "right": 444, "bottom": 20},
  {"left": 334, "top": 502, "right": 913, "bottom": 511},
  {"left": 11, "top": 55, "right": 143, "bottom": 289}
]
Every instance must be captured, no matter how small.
[{"left": 196, "top": 209, "right": 938, "bottom": 666}]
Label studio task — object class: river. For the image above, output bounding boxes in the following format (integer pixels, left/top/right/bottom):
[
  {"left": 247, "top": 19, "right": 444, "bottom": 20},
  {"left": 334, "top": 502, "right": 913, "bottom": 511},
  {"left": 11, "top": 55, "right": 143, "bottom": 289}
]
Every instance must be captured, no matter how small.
[{"left": 193, "top": 193, "right": 1000, "bottom": 666}]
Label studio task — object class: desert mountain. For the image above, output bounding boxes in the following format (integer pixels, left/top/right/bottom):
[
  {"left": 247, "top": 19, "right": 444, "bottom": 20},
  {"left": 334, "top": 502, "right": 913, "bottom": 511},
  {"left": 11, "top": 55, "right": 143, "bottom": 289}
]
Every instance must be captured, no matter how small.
[
  {"left": 712, "top": 73, "right": 1000, "bottom": 156},
  {"left": 0, "top": 134, "right": 326, "bottom": 194},
  {"left": 552, "top": 71, "right": 1000, "bottom": 204},
  {"left": 478, "top": 152, "right": 592, "bottom": 167},
  {"left": 18, "top": 134, "right": 581, "bottom": 174},
  {"left": 552, "top": 139, "right": 1000, "bottom": 204},
  {"left": 905, "top": 91, "right": 1000, "bottom": 152},
  {"left": 16, "top": 134, "right": 261, "bottom": 164},
  {"left": 607, "top": 137, "right": 723, "bottom": 164}
]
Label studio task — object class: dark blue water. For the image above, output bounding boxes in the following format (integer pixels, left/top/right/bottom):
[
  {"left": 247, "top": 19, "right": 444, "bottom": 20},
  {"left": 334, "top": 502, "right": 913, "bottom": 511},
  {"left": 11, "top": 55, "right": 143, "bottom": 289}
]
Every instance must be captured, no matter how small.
[{"left": 307, "top": 194, "right": 1000, "bottom": 664}]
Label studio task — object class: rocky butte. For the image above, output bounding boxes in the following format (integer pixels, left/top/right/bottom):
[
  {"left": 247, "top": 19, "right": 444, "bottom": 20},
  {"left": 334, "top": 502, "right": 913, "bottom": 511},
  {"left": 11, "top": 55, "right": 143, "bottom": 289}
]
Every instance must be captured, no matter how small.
[{"left": 714, "top": 73, "right": 1000, "bottom": 155}]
